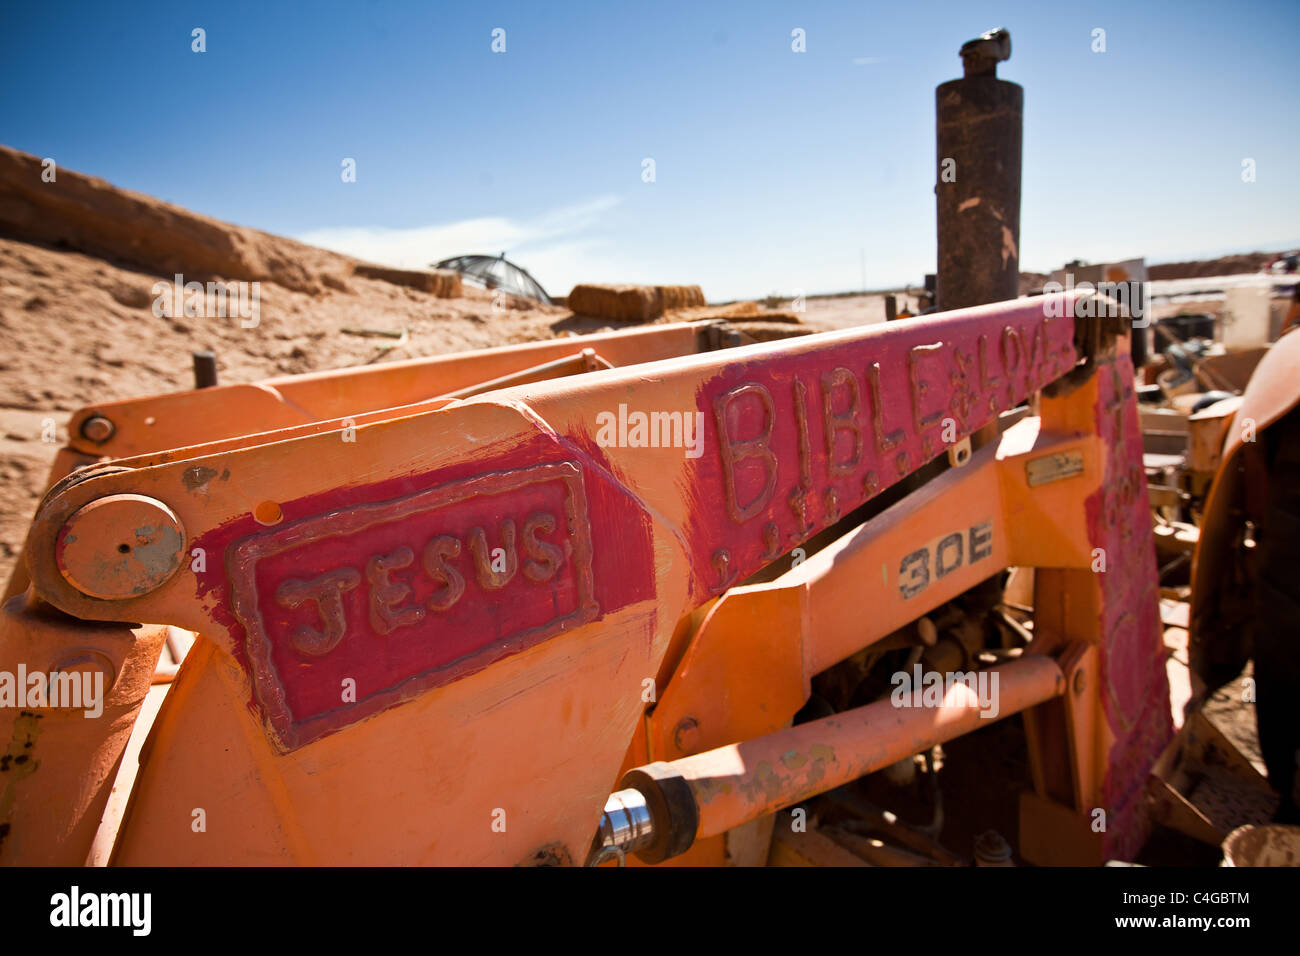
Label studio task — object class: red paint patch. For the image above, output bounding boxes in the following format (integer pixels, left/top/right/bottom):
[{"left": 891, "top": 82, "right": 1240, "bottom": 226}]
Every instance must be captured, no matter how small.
[
  {"left": 228, "top": 462, "right": 597, "bottom": 750},
  {"left": 1085, "top": 357, "right": 1174, "bottom": 860},
  {"left": 682, "top": 304, "right": 1078, "bottom": 597},
  {"left": 190, "top": 423, "right": 656, "bottom": 751}
]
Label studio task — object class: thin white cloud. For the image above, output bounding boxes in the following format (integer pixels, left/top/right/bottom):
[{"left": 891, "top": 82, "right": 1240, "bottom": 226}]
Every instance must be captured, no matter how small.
[
  {"left": 296, "top": 195, "right": 624, "bottom": 279},
  {"left": 295, "top": 192, "right": 925, "bottom": 302}
]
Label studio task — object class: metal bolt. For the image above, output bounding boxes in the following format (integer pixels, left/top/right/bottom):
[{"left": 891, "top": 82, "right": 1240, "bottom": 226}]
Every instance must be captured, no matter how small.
[
  {"left": 51, "top": 650, "right": 117, "bottom": 697},
  {"left": 56, "top": 494, "right": 185, "bottom": 600},
  {"left": 947, "top": 437, "right": 973, "bottom": 468},
  {"left": 674, "top": 716, "right": 701, "bottom": 754},
  {"left": 973, "top": 829, "right": 1014, "bottom": 866},
  {"left": 80, "top": 416, "right": 115, "bottom": 444}
]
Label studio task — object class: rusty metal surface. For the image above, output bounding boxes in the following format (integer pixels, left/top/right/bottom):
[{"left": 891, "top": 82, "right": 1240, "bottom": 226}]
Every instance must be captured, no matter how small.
[
  {"left": 1191, "top": 329, "right": 1300, "bottom": 687},
  {"left": 935, "top": 70, "right": 1022, "bottom": 311},
  {"left": 56, "top": 494, "right": 185, "bottom": 601},
  {"left": 0, "top": 594, "right": 167, "bottom": 865},
  {"left": 625, "top": 654, "right": 1065, "bottom": 849}
]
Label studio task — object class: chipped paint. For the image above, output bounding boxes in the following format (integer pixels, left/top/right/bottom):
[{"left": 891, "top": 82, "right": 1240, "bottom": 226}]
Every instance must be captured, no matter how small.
[
  {"left": 0, "top": 711, "right": 44, "bottom": 857},
  {"left": 127, "top": 524, "right": 185, "bottom": 594},
  {"left": 182, "top": 465, "right": 220, "bottom": 494}
]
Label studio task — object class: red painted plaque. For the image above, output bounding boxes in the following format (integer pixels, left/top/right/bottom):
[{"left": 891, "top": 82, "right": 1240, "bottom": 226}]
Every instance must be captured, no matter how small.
[{"left": 227, "top": 461, "right": 598, "bottom": 750}]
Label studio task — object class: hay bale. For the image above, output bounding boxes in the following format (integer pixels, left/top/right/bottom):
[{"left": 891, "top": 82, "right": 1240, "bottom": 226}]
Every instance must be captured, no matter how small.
[
  {"left": 728, "top": 321, "right": 817, "bottom": 342},
  {"left": 654, "top": 301, "right": 804, "bottom": 326},
  {"left": 567, "top": 284, "right": 659, "bottom": 321},
  {"left": 428, "top": 270, "right": 463, "bottom": 298},
  {"left": 353, "top": 264, "right": 462, "bottom": 298},
  {"left": 719, "top": 301, "right": 762, "bottom": 318},
  {"left": 568, "top": 283, "right": 706, "bottom": 322},
  {"left": 655, "top": 284, "right": 706, "bottom": 311}
]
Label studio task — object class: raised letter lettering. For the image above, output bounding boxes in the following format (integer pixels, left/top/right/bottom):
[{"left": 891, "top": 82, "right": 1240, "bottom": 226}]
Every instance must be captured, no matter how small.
[
  {"left": 422, "top": 535, "right": 465, "bottom": 610},
  {"left": 521, "top": 512, "right": 565, "bottom": 582},
  {"left": 468, "top": 521, "right": 518, "bottom": 589},
  {"left": 714, "top": 383, "right": 779, "bottom": 523},
  {"left": 277, "top": 568, "right": 362, "bottom": 656},
  {"left": 821, "top": 367, "right": 863, "bottom": 475},
  {"left": 908, "top": 343, "right": 945, "bottom": 432},
  {"left": 366, "top": 547, "right": 426, "bottom": 635}
]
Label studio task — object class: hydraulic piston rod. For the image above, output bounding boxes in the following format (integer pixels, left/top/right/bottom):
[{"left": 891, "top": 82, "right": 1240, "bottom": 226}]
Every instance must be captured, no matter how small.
[{"left": 609, "top": 653, "right": 1066, "bottom": 863}]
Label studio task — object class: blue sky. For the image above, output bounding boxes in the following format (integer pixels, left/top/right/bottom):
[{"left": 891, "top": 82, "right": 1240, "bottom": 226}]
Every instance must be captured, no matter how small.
[{"left": 3, "top": 0, "right": 1297, "bottom": 300}]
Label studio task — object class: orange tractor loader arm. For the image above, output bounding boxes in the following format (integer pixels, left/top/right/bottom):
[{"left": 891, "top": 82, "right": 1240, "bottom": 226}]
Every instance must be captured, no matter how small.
[{"left": 0, "top": 294, "right": 1169, "bottom": 866}]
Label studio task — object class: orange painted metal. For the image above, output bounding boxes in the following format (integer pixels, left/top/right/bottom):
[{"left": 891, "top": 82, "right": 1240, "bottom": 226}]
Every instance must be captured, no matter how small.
[
  {"left": 3, "top": 447, "right": 103, "bottom": 602},
  {"left": 63, "top": 322, "right": 709, "bottom": 460},
  {"left": 632, "top": 654, "right": 1064, "bottom": 843},
  {"left": 1020, "top": 342, "right": 1173, "bottom": 863},
  {"left": 0, "top": 292, "right": 1171, "bottom": 865},
  {"left": 643, "top": 418, "right": 1100, "bottom": 765},
  {"left": 436, "top": 347, "right": 613, "bottom": 400},
  {"left": 0, "top": 593, "right": 167, "bottom": 865}
]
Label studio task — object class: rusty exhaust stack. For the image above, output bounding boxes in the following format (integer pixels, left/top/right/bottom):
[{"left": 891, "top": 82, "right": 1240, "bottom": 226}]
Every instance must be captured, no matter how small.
[{"left": 935, "top": 27, "right": 1023, "bottom": 311}]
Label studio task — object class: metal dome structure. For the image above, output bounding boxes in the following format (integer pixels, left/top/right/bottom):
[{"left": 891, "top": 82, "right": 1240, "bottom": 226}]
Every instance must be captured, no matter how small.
[{"left": 433, "top": 252, "right": 552, "bottom": 305}]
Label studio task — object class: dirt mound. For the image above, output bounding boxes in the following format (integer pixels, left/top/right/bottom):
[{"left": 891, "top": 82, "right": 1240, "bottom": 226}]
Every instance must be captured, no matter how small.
[
  {"left": 1148, "top": 253, "right": 1279, "bottom": 280},
  {"left": 0, "top": 145, "right": 359, "bottom": 294}
]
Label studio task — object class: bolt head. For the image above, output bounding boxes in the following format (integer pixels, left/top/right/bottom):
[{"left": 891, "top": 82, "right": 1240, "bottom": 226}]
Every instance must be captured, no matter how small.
[
  {"left": 56, "top": 494, "right": 185, "bottom": 600},
  {"left": 51, "top": 650, "right": 117, "bottom": 696},
  {"left": 674, "top": 716, "right": 701, "bottom": 754},
  {"left": 80, "top": 416, "right": 115, "bottom": 444}
]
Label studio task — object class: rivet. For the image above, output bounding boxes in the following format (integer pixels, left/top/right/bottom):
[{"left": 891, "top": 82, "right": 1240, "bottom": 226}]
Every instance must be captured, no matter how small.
[{"left": 80, "top": 416, "right": 115, "bottom": 444}]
